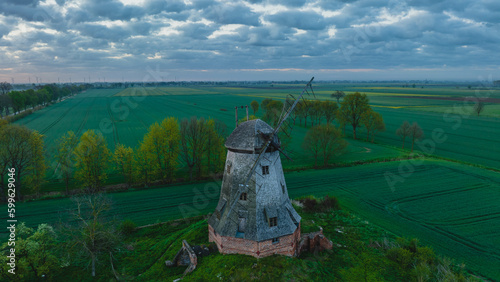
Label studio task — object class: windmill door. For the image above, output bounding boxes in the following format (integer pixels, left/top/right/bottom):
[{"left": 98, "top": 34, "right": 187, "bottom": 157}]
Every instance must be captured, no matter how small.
[{"left": 238, "top": 217, "right": 246, "bottom": 233}]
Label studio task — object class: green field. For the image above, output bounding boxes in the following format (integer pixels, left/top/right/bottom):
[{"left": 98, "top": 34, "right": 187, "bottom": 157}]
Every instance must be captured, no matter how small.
[
  {"left": 2, "top": 159, "right": 499, "bottom": 279},
  {"left": 7, "top": 84, "right": 500, "bottom": 279}
]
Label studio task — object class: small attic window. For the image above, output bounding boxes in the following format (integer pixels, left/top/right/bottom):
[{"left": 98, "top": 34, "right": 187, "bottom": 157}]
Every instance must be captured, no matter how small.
[
  {"left": 262, "top": 165, "right": 269, "bottom": 175},
  {"left": 272, "top": 238, "right": 279, "bottom": 244},
  {"left": 269, "top": 217, "right": 277, "bottom": 227},
  {"left": 240, "top": 193, "right": 247, "bottom": 201}
]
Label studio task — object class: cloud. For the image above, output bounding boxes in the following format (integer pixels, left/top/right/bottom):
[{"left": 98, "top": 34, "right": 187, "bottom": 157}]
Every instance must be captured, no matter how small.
[
  {"left": 265, "top": 10, "right": 327, "bottom": 30},
  {"left": 1, "top": 0, "right": 500, "bottom": 81}
]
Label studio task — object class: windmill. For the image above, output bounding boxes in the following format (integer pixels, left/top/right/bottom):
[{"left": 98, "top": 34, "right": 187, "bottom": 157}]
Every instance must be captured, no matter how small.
[{"left": 208, "top": 77, "right": 316, "bottom": 258}]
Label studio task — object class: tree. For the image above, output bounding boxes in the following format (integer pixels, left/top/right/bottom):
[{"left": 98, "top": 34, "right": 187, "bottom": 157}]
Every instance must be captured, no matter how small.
[
  {"left": 331, "top": 90, "right": 345, "bottom": 104},
  {"left": 63, "top": 194, "right": 121, "bottom": 277},
  {"left": 309, "top": 100, "right": 324, "bottom": 126},
  {"left": 322, "top": 100, "right": 338, "bottom": 124},
  {"left": 303, "top": 124, "right": 347, "bottom": 167},
  {"left": 23, "top": 131, "right": 46, "bottom": 195},
  {"left": 8, "top": 91, "right": 25, "bottom": 114},
  {"left": 474, "top": 101, "right": 485, "bottom": 116},
  {"left": 114, "top": 144, "right": 134, "bottom": 188},
  {"left": 409, "top": 122, "right": 424, "bottom": 152},
  {"left": 55, "top": 131, "right": 77, "bottom": 195},
  {"left": 74, "top": 130, "right": 111, "bottom": 192},
  {"left": 261, "top": 98, "right": 273, "bottom": 112},
  {"left": 296, "top": 99, "right": 312, "bottom": 127},
  {"left": 141, "top": 117, "right": 180, "bottom": 182},
  {"left": 250, "top": 100, "right": 259, "bottom": 115},
  {"left": 135, "top": 143, "right": 153, "bottom": 187},
  {"left": 0, "top": 93, "right": 12, "bottom": 117},
  {"left": 0, "top": 81, "right": 12, "bottom": 95},
  {"left": 180, "top": 117, "right": 209, "bottom": 180},
  {"left": 396, "top": 121, "right": 411, "bottom": 149},
  {"left": 0, "top": 124, "right": 41, "bottom": 200},
  {"left": 338, "top": 92, "right": 371, "bottom": 139},
  {"left": 0, "top": 223, "right": 60, "bottom": 280},
  {"left": 361, "top": 110, "right": 386, "bottom": 142},
  {"left": 204, "top": 119, "right": 226, "bottom": 175},
  {"left": 262, "top": 99, "right": 283, "bottom": 127}
]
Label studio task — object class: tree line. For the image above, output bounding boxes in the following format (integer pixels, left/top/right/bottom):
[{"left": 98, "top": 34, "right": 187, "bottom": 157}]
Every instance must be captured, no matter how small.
[{"left": 0, "top": 82, "right": 91, "bottom": 117}]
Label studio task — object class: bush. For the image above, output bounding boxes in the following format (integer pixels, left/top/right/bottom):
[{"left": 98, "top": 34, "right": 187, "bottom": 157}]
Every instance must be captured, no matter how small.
[
  {"left": 120, "top": 219, "right": 137, "bottom": 235},
  {"left": 320, "top": 195, "right": 340, "bottom": 211},
  {"left": 386, "top": 247, "right": 413, "bottom": 270},
  {"left": 302, "top": 197, "right": 318, "bottom": 213}
]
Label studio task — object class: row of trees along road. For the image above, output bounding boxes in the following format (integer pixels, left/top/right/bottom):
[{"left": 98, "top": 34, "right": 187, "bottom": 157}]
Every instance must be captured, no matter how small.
[
  {"left": 54, "top": 116, "right": 226, "bottom": 195},
  {"left": 0, "top": 82, "right": 90, "bottom": 117}
]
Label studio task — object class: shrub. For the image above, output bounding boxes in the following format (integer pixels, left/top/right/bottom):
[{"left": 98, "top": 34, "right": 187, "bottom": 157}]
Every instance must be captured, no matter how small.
[
  {"left": 120, "top": 219, "right": 137, "bottom": 235},
  {"left": 320, "top": 195, "right": 340, "bottom": 211},
  {"left": 302, "top": 198, "right": 318, "bottom": 213},
  {"left": 386, "top": 247, "right": 413, "bottom": 270}
]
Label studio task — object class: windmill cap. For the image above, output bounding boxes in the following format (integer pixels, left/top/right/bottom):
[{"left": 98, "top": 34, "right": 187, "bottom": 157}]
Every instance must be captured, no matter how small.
[{"left": 225, "top": 119, "right": 279, "bottom": 153}]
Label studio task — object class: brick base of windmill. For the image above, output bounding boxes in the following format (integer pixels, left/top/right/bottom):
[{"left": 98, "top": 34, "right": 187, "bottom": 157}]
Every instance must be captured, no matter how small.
[{"left": 208, "top": 224, "right": 333, "bottom": 258}]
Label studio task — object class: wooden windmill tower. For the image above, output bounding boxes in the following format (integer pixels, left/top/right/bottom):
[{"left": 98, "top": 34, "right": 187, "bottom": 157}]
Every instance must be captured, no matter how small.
[{"left": 208, "top": 78, "right": 315, "bottom": 258}]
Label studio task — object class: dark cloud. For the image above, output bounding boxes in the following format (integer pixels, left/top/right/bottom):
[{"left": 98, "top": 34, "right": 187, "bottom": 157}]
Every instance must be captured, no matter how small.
[
  {"left": 145, "top": 0, "right": 186, "bottom": 14},
  {"left": 204, "top": 4, "right": 260, "bottom": 26},
  {"left": 266, "top": 10, "right": 327, "bottom": 30},
  {"left": 80, "top": 0, "right": 145, "bottom": 21}
]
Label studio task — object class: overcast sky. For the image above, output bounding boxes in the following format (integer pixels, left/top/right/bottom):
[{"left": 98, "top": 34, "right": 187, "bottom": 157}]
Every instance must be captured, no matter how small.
[{"left": 0, "top": 0, "right": 499, "bottom": 83}]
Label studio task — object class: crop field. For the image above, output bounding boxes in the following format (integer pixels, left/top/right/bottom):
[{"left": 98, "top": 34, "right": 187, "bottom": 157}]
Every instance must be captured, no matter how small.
[
  {"left": 2, "top": 159, "right": 499, "bottom": 279},
  {"left": 14, "top": 86, "right": 405, "bottom": 182}
]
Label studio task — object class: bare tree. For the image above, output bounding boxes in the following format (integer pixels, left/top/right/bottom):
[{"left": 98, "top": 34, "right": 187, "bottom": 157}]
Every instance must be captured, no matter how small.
[
  {"left": 331, "top": 90, "right": 345, "bottom": 104},
  {"left": 180, "top": 117, "right": 209, "bottom": 180},
  {"left": 396, "top": 121, "right": 411, "bottom": 149},
  {"left": 0, "top": 81, "right": 12, "bottom": 95},
  {"left": 63, "top": 194, "right": 120, "bottom": 277},
  {"left": 409, "top": 122, "right": 424, "bottom": 152},
  {"left": 474, "top": 101, "right": 485, "bottom": 116},
  {"left": 0, "top": 124, "right": 41, "bottom": 200}
]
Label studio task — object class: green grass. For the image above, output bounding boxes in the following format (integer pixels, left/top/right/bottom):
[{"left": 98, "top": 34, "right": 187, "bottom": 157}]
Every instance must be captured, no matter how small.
[{"left": 3, "top": 159, "right": 499, "bottom": 279}]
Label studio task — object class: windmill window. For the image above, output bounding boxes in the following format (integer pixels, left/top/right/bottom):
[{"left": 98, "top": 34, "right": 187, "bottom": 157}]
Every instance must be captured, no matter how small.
[
  {"left": 281, "top": 183, "right": 285, "bottom": 194},
  {"left": 240, "top": 193, "right": 247, "bottom": 201},
  {"left": 262, "top": 166, "right": 270, "bottom": 175},
  {"left": 226, "top": 163, "right": 232, "bottom": 174},
  {"left": 269, "top": 217, "right": 277, "bottom": 227},
  {"left": 272, "top": 238, "right": 279, "bottom": 244}
]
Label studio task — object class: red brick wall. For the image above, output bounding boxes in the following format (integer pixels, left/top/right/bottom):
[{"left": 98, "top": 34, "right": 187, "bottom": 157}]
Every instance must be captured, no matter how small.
[{"left": 208, "top": 224, "right": 301, "bottom": 258}]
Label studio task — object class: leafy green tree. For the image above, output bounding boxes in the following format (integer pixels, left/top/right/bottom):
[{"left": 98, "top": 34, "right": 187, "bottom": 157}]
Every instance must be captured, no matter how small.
[
  {"left": 204, "top": 119, "right": 226, "bottom": 175},
  {"left": 23, "top": 131, "right": 46, "bottom": 195},
  {"left": 361, "top": 109, "right": 386, "bottom": 142},
  {"left": 0, "top": 223, "right": 60, "bottom": 280},
  {"left": 262, "top": 99, "right": 283, "bottom": 127},
  {"left": 322, "top": 100, "right": 338, "bottom": 124},
  {"left": 55, "top": 131, "right": 77, "bottom": 195},
  {"left": 409, "top": 122, "right": 424, "bottom": 152},
  {"left": 338, "top": 92, "right": 371, "bottom": 139},
  {"left": 8, "top": 91, "right": 25, "bottom": 114},
  {"left": 261, "top": 98, "right": 273, "bottom": 112},
  {"left": 303, "top": 124, "right": 347, "bottom": 167},
  {"left": 310, "top": 100, "right": 324, "bottom": 126},
  {"left": 0, "top": 93, "right": 12, "bottom": 117},
  {"left": 396, "top": 121, "right": 411, "bottom": 149},
  {"left": 74, "top": 130, "right": 111, "bottom": 192},
  {"left": 250, "top": 100, "right": 259, "bottom": 115},
  {"left": 114, "top": 144, "right": 134, "bottom": 187},
  {"left": 141, "top": 117, "right": 180, "bottom": 182},
  {"left": 135, "top": 143, "right": 153, "bottom": 187}
]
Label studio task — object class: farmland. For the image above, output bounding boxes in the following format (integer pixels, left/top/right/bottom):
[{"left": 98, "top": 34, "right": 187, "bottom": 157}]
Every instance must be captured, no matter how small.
[
  {"left": 2, "top": 159, "right": 499, "bottom": 279},
  {"left": 7, "top": 83, "right": 500, "bottom": 279}
]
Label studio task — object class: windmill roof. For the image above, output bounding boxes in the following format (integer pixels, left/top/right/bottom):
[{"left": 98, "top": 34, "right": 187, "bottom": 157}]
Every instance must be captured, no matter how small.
[{"left": 225, "top": 119, "right": 277, "bottom": 152}]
